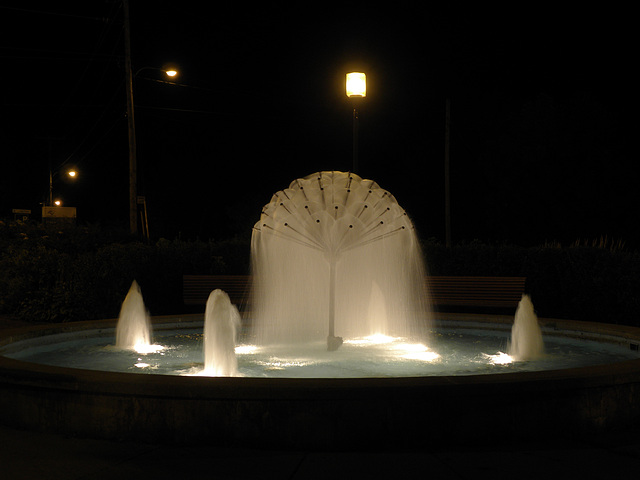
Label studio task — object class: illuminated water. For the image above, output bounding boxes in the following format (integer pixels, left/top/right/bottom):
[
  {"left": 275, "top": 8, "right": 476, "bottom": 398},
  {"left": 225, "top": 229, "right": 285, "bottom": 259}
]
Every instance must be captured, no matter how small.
[
  {"left": 509, "top": 294, "right": 544, "bottom": 360},
  {"left": 201, "top": 289, "right": 241, "bottom": 376},
  {"left": 250, "top": 171, "right": 431, "bottom": 349},
  {"left": 11, "top": 174, "right": 636, "bottom": 379},
  {"left": 115, "top": 280, "right": 151, "bottom": 350},
  {"left": 4, "top": 325, "right": 638, "bottom": 378}
]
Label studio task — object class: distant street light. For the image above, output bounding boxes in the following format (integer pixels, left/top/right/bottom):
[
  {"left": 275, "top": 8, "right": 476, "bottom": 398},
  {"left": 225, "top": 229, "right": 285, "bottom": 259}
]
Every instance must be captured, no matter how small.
[
  {"left": 134, "top": 66, "right": 179, "bottom": 79},
  {"left": 346, "top": 72, "right": 366, "bottom": 173},
  {"left": 49, "top": 168, "right": 77, "bottom": 207}
]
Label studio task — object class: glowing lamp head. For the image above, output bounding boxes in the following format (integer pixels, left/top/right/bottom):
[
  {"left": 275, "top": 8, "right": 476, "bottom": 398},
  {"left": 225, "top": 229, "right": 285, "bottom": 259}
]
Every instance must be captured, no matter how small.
[
  {"left": 165, "top": 70, "right": 177, "bottom": 77},
  {"left": 346, "top": 72, "right": 366, "bottom": 98},
  {"left": 67, "top": 170, "right": 76, "bottom": 178},
  {"left": 54, "top": 200, "right": 62, "bottom": 206}
]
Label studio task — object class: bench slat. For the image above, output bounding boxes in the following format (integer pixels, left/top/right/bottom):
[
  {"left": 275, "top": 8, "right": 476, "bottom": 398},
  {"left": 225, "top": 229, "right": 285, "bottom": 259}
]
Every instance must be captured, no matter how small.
[
  {"left": 183, "top": 275, "right": 251, "bottom": 305},
  {"left": 183, "top": 275, "right": 526, "bottom": 308}
]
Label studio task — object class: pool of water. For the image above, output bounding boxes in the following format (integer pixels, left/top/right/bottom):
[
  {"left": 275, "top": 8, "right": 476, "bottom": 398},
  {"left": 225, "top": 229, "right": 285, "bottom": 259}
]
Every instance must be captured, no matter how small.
[{"left": 3, "top": 324, "right": 638, "bottom": 378}]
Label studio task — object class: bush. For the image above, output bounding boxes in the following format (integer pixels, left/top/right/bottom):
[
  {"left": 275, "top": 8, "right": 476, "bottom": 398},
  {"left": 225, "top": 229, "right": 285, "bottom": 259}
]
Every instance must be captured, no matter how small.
[
  {"left": 2, "top": 221, "right": 639, "bottom": 326},
  {"left": 0, "top": 222, "right": 250, "bottom": 323},
  {"left": 423, "top": 239, "right": 640, "bottom": 325}
]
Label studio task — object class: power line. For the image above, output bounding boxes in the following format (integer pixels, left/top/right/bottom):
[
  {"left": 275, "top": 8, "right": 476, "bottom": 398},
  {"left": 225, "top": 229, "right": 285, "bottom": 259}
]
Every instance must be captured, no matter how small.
[
  {"left": 0, "top": 52, "right": 121, "bottom": 61},
  {"left": 0, "top": 5, "right": 107, "bottom": 22}
]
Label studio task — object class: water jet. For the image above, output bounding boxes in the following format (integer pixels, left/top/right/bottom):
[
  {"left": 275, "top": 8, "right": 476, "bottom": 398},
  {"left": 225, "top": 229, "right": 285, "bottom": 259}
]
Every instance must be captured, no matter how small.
[
  {"left": 115, "top": 280, "right": 162, "bottom": 354},
  {"left": 509, "top": 294, "right": 544, "bottom": 361},
  {"left": 202, "top": 289, "right": 241, "bottom": 376}
]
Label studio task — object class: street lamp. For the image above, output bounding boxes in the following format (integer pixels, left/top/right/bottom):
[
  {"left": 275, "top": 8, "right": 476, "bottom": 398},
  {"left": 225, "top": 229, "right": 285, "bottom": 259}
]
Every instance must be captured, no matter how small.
[
  {"left": 346, "top": 72, "right": 366, "bottom": 98},
  {"left": 124, "top": 65, "right": 176, "bottom": 238},
  {"left": 346, "top": 72, "right": 366, "bottom": 173},
  {"left": 123, "top": 65, "right": 177, "bottom": 237},
  {"left": 134, "top": 66, "right": 179, "bottom": 79},
  {"left": 43, "top": 167, "right": 78, "bottom": 224},
  {"left": 49, "top": 168, "right": 77, "bottom": 207},
  {"left": 123, "top": 0, "right": 178, "bottom": 235}
]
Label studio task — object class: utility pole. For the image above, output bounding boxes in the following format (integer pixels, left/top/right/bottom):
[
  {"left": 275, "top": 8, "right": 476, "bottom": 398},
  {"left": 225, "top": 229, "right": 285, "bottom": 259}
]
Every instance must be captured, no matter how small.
[
  {"left": 123, "top": 0, "right": 137, "bottom": 235},
  {"left": 444, "top": 98, "right": 451, "bottom": 248}
]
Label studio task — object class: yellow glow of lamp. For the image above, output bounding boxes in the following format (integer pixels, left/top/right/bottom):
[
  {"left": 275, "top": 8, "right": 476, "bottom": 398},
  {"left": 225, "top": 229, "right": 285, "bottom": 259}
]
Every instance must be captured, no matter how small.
[
  {"left": 67, "top": 170, "right": 77, "bottom": 178},
  {"left": 346, "top": 72, "right": 366, "bottom": 98},
  {"left": 165, "top": 70, "right": 177, "bottom": 77}
]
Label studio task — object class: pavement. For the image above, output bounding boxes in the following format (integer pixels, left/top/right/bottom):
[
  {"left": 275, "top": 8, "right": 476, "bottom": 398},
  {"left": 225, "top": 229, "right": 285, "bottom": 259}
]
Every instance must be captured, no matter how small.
[{"left": 2, "top": 423, "right": 640, "bottom": 480}]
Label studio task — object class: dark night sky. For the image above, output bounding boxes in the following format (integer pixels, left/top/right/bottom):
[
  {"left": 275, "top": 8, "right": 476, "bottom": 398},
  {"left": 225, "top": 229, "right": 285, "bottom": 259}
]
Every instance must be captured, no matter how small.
[{"left": 1, "top": 2, "right": 637, "bottom": 247}]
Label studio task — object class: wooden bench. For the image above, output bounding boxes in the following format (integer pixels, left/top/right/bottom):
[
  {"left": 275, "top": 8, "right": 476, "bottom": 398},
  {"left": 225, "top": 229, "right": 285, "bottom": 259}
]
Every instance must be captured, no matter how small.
[
  {"left": 182, "top": 274, "right": 252, "bottom": 307},
  {"left": 426, "top": 276, "right": 526, "bottom": 309},
  {"left": 183, "top": 274, "right": 526, "bottom": 310}
]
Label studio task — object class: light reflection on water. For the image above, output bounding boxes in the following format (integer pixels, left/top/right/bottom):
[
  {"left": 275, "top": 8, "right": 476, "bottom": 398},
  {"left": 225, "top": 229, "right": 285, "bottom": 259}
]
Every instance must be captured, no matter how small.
[{"left": 3, "top": 327, "right": 638, "bottom": 378}]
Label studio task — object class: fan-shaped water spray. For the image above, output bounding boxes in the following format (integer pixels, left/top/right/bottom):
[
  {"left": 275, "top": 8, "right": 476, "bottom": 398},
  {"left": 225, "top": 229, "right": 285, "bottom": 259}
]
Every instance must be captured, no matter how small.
[{"left": 250, "top": 171, "right": 431, "bottom": 349}]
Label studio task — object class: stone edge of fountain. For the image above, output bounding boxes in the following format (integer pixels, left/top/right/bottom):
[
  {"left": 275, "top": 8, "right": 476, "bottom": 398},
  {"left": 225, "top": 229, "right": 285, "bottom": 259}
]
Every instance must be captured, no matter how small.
[{"left": 1, "top": 312, "right": 640, "bottom": 448}]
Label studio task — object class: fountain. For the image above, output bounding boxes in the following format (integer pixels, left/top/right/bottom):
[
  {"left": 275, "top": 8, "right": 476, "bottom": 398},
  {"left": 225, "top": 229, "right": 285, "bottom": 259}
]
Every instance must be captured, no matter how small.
[
  {"left": 202, "top": 289, "right": 241, "bottom": 376},
  {"left": 1, "top": 171, "right": 640, "bottom": 448},
  {"left": 250, "top": 171, "right": 430, "bottom": 350},
  {"left": 509, "top": 294, "right": 544, "bottom": 361},
  {"left": 115, "top": 280, "right": 152, "bottom": 351}
]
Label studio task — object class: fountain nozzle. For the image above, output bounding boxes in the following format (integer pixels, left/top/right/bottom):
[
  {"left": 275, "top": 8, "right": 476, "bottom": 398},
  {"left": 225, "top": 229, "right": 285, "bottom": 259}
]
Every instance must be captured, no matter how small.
[{"left": 327, "top": 335, "right": 343, "bottom": 351}]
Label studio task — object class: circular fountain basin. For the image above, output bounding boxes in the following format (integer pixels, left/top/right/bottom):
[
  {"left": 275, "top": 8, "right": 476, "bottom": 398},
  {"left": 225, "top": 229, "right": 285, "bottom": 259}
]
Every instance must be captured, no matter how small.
[{"left": 1, "top": 313, "right": 640, "bottom": 448}]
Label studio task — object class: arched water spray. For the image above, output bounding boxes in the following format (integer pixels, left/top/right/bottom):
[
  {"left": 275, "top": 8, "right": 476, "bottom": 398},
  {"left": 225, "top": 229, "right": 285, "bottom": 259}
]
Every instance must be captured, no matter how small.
[{"left": 251, "top": 171, "right": 431, "bottom": 350}]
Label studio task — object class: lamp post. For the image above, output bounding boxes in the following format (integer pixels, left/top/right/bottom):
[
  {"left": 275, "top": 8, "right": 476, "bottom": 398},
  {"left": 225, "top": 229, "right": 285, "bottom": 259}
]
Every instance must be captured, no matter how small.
[
  {"left": 346, "top": 72, "right": 366, "bottom": 174},
  {"left": 48, "top": 169, "right": 53, "bottom": 206}
]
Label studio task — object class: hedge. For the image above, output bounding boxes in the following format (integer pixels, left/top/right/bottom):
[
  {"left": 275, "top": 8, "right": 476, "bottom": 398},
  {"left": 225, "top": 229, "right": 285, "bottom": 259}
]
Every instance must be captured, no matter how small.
[{"left": 2, "top": 221, "right": 639, "bottom": 326}]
